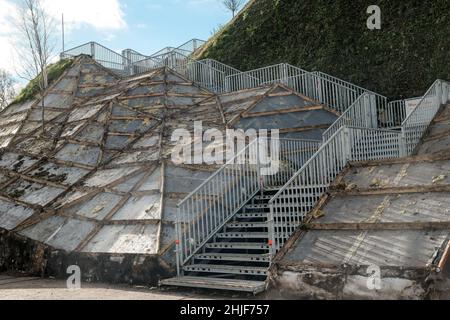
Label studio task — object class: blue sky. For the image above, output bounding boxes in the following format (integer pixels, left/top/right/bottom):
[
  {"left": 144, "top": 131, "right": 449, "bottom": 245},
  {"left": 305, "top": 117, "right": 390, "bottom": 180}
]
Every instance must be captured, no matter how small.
[
  {"left": 0, "top": 0, "right": 249, "bottom": 76},
  {"left": 97, "top": 0, "right": 245, "bottom": 55}
]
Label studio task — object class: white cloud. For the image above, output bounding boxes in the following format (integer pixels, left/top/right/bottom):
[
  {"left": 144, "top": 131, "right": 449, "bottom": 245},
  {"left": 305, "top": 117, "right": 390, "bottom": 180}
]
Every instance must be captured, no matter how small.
[
  {"left": 0, "top": 0, "right": 18, "bottom": 74},
  {"left": 0, "top": 0, "right": 127, "bottom": 77},
  {"left": 43, "top": 0, "right": 127, "bottom": 31}
]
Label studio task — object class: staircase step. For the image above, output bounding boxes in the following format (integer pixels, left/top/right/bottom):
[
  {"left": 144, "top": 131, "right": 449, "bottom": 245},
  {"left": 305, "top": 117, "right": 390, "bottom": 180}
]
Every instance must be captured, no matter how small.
[
  {"left": 183, "top": 264, "right": 268, "bottom": 276},
  {"left": 253, "top": 193, "right": 318, "bottom": 202},
  {"left": 216, "top": 232, "right": 269, "bottom": 239},
  {"left": 235, "top": 212, "right": 309, "bottom": 219},
  {"left": 245, "top": 204, "right": 271, "bottom": 210},
  {"left": 227, "top": 222, "right": 295, "bottom": 229},
  {"left": 227, "top": 222, "right": 268, "bottom": 228},
  {"left": 194, "top": 253, "right": 271, "bottom": 262},
  {"left": 205, "top": 242, "right": 270, "bottom": 250},
  {"left": 160, "top": 276, "right": 267, "bottom": 294},
  {"left": 245, "top": 202, "right": 315, "bottom": 210},
  {"left": 236, "top": 212, "right": 269, "bottom": 219},
  {"left": 264, "top": 186, "right": 284, "bottom": 192}
]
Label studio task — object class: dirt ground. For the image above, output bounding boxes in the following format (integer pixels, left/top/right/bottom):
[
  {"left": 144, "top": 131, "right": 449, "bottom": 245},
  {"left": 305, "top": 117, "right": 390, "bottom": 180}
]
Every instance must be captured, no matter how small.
[{"left": 0, "top": 273, "right": 244, "bottom": 300}]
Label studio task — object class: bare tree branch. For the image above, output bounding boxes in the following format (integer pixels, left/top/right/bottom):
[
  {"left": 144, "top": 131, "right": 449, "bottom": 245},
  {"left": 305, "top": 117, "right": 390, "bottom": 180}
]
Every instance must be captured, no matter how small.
[
  {"left": 14, "top": 0, "right": 56, "bottom": 134},
  {"left": 222, "top": 0, "right": 244, "bottom": 18},
  {"left": 0, "top": 70, "right": 16, "bottom": 110}
]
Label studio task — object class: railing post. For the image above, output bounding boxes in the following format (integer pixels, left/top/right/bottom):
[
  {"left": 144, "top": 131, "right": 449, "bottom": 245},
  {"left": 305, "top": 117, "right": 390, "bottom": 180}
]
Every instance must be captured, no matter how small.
[
  {"left": 343, "top": 127, "right": 352, "bottom": 162},
  {"left": 90, "top": 42, "right": 95, "bottom": 59},
  {"left": 193, "top": 39, "right": 197, "bottom": 52},
  {"left": 369, "top": 94, "right": 378, "bottom": 128},
  {"left": 443, "top": 82, "right": 449, "bottom": 104},
  {"left": 436, "top": 80, "right": 443, "bottom": 106},
  {"left": 281, "top": 64, "right": 288, "bottom": 86},
  {"left": 257, "top": 137, "right": 264, "bottom": 195},
  {"left": 316, "top": 74, "right": 323, "bottom": 104},
  {"left": 363, "top": 94, "right": 371, "bottom": 127},
  {"left": 224, "top": 76, "right": 230, "bottom": 92},
  {"left": 440, "top": 81, "right": 447, "bottom": 105},
  {"left": 174, "top": 216, "right": 181, "bottom": 277},
  {"left": 268, "top": 203, "right": 275, "bottom": 260},
  {"left": 399, "top": 131, "right": 407, "bottom": 158}
]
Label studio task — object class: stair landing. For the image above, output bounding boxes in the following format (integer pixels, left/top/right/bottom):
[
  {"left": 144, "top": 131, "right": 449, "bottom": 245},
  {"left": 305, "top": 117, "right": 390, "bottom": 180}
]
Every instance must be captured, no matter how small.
[{"left": 160, "top": 276, "right": 267, "bottom": 294}]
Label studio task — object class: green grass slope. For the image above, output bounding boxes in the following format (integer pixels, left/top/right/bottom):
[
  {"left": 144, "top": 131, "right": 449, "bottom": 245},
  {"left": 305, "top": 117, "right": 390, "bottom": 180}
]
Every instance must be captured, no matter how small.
[
  {"left": 11, "top": 58, "right": 74, "bottom": 105},
  {"left": 199, "top": 0, "right": 450, "bottom": 99}
]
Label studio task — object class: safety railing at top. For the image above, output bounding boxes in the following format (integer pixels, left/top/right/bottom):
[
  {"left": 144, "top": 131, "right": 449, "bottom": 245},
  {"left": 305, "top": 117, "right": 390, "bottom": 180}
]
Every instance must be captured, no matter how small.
[
  {"left": 61, "top": 42, "right": 130, "bottom": 74},
  {"left": 60, "top": 41, "right": 422, "bottom": 129},
  {"left": 225, "top": 65, "right": 414, "bottom": 129},
  {"left": 149, "top": 39, "right": 206, "bottom": 58},
  {"left": 224, "top": 64, "right": 396, "bottom": 123},
  {"left": 268, "top": 80, "right": 450, "bottom": 257},
  {"left": 176, "top": 38, "right": 206, "bottom": 55},
  {"left": 131, "top": 50, "right": 237, "bottom": 93},
  {"left": 175, "top": 137, "right": 321, "bottom": 275},
  {"left": 224, "top": 63, "right": 308, "bottom": 93},
  {"left": 122, "top": 49, "right": 149, "bottom": 64},
  {"left": 198, "top": 59, "right": 242, "bottom": 78}
]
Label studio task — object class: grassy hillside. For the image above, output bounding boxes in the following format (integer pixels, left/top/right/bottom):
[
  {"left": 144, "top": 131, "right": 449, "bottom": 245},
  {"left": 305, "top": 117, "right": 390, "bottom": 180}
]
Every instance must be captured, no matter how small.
[
  {"left": 11, "top": 58, "right": 73, "bottom": 105},
  {"left": 199, "top": 0, "right": 450, "bottom": 99}
]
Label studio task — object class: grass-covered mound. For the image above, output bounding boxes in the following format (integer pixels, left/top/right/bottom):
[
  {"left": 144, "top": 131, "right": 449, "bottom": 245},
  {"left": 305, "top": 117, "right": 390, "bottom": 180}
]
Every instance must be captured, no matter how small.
[
  {"left": 198, "top": 0, "right": 450, "bottom": 99},
  {"left": 11, "top": 58, "right": 74, "bottom": 105}
]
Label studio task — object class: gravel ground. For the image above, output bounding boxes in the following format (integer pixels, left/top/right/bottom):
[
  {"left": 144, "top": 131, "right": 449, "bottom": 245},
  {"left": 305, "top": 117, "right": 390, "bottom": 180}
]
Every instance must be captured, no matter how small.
[{"left": 0, "top": 273, "right": 241, "bottom": 300}]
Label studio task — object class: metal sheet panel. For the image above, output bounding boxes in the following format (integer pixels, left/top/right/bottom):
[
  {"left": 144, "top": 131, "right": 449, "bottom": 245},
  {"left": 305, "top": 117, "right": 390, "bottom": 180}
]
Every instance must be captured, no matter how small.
[
  {"left": 0, "top": 199, "right": 34, "bottom": 230},
  {"left": 111, "top": 194, "right": 161, "bottom": 220},
  {"left": 55, "top": 144, "right": 101, "bottom": 166},
  {"left": 84, "top": 167, "right": 141, "bottom": 188},
  {"left": 28, "top": 162, "right": 90, "bottom": 185},
  {"left": 0, "top": 153, "right": 38, "bottom": 172},
  {"left": 320, "top": 193, "right": 450, "bottom": 224},
  {"left": 67, "top": 192, "right": 123, "bottom": 220},
  {"left": 5, "top": 179, "right": 65, "bottom": 206},
  {"left": 20, "top": 216, "right": 95, "bottom": 252},
  {"left": 83, "top": 224, "right": 159, "bottom": 254},
  {"left": 283, "top": 229, "right": 448, "bottom": 267},
  {"left": 344, "top": 161, "right": 450, "bottom": 189}
]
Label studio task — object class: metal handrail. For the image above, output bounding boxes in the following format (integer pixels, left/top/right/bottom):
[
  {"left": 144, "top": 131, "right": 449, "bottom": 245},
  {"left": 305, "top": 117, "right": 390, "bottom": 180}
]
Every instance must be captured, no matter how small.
[
  {"left": 268, "top": 79, "right": 450, "bottom": 257},
  {"left": 198, "top": 59, "right": 242, "bottom": 77},
  {"left": 402, "top": 80, "right": 450, "bottom": 154},
  {"left": 175, "top": 137, "right": 322, "bottom": 274},
  {"left": 176, "top": 138, "right": 261, "bottom": 273},
  {"left": 322, "top": 93, "right": 377, "bottom": 141}
]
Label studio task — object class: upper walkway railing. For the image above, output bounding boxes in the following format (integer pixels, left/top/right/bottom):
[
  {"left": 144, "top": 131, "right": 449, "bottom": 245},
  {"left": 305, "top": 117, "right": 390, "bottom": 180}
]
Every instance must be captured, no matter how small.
[
  {"left": 61, "top": 42, "right": 130, "bottom": 74},
  {"left": 61, "top": 40, "right": 417, "bottom": 128}
]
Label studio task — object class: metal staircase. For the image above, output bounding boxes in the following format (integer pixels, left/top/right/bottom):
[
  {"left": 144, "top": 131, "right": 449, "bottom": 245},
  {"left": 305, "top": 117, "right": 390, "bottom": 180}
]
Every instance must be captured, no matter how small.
[{"left": 161, "top": 186, "right": 315, "bottom": 294}]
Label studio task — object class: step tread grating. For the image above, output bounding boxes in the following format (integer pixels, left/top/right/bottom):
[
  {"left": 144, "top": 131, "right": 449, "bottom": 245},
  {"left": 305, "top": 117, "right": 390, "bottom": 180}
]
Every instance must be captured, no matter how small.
[
  {"left": 195, "top": 253, "right": 271, "bottom": 262},
  {"left": 183, "top": 264, "right": 268, "bottom": 275},
  {"left": 205, "top": 242, "right": 270, "bottom": 249}
]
